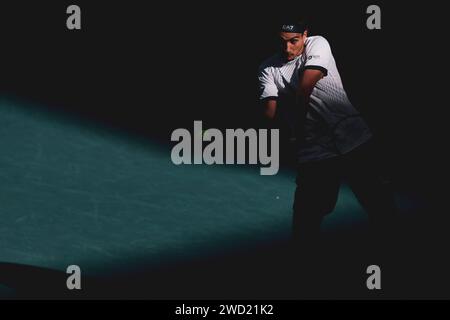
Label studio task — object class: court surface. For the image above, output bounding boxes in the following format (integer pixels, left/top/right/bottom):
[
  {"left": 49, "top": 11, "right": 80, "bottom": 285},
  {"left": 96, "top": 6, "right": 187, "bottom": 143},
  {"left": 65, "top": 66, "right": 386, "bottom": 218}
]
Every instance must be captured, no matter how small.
[{"left": 0, "top": 96, "right": 426, "bottom": 299}]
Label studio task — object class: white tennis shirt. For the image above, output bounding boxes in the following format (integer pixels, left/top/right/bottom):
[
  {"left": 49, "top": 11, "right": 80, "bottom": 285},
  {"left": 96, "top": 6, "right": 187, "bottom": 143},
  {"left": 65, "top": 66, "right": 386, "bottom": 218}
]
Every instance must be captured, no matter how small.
[{"left": 258, "top": 35, "right": 373, "bottom": 163}]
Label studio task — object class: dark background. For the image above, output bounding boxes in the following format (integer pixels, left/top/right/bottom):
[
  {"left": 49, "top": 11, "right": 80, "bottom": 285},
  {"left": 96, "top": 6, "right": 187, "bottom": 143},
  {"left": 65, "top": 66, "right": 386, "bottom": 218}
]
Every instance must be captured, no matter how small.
[{"left": 1, "top": 0, "right": 448, "bottom": 298}]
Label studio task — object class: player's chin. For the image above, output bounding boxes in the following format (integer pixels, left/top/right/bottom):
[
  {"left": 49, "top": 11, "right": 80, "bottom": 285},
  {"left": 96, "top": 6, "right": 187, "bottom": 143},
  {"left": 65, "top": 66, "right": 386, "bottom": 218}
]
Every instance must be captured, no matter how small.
[{"left": 284, "top": 53, "right": 296, "bottom": 61}]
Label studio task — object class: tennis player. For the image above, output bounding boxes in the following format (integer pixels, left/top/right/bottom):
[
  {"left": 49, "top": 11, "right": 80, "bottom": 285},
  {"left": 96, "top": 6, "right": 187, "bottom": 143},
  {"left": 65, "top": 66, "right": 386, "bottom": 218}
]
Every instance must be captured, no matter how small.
[{"left": 258, "top": 19, "right": 399, "bottom": 249}]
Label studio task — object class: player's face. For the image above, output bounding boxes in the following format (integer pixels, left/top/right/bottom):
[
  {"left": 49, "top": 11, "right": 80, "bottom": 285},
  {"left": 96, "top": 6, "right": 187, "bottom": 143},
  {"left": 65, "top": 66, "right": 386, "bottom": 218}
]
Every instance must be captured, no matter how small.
[{"left": 279, "top": 32, "right": 307, "bottom": 61}]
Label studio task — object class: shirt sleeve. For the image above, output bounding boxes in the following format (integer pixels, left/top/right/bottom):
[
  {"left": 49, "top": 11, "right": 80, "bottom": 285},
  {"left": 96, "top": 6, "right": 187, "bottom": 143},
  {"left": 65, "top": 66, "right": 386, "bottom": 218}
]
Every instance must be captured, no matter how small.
[
  {"left": 257, "top": 67, "right": 278, "bottom": 100},
  {"left": 304, "top": 36, "right": 333, "bottom": 76}
]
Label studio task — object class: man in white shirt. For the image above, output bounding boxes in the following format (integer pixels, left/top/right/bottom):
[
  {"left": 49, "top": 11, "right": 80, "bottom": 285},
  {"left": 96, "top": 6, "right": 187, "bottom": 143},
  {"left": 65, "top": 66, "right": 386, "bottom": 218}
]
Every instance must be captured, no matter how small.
[{"left": 258, "top": 20, "right": 398, "bottom": 248}]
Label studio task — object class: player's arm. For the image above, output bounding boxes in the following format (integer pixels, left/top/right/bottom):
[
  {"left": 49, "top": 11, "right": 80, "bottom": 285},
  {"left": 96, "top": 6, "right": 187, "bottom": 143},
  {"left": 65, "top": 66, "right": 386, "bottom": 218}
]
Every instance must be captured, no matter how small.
[
  {"left": 296, "top": 68, "right": 324, "bottom": 106},
  {"left": 262, "top": 98, "right": 277, "bottom": 120},
  {"left": 258, "top": 67, "right": 278, "bottom": 121},
  {"left": 294, "top": 68, "right": 325, "bottom": 136},
  {"left": 297, "top": 35, "right": 332, "bottom": 106}
]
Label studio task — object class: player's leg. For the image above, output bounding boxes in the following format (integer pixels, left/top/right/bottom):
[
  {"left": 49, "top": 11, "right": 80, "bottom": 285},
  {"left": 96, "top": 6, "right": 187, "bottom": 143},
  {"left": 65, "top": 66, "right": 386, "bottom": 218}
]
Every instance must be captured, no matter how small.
[
  {"left": 343, "top": 142, "right": 400, "bottom": 248},
  {"left": 291, "top": 157, "right": 341, "bottom": 249},
  {"left": 289, "top": 157, "right": 341, "bottom": 293}
]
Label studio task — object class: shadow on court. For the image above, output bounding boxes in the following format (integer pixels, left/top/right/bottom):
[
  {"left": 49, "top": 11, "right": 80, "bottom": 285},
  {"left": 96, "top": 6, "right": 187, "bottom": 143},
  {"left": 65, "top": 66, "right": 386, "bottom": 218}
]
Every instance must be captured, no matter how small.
[{"left": 1, "top": 217, "right": 445, "bottom": 300}]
